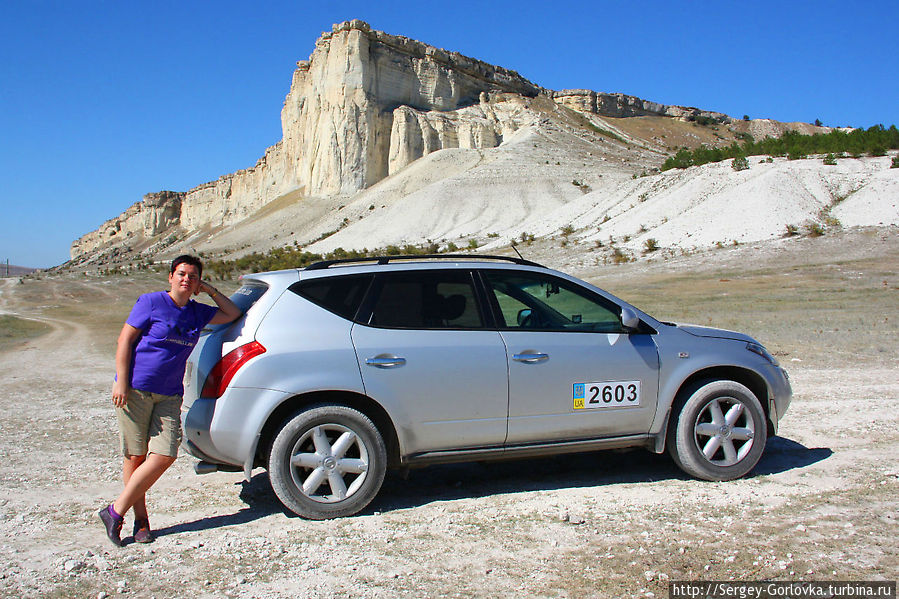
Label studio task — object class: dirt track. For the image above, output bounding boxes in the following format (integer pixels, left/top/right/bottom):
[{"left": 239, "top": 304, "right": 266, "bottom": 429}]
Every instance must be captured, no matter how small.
[{"left": 0, "top": 231, "right": 896, "bottom": 598}]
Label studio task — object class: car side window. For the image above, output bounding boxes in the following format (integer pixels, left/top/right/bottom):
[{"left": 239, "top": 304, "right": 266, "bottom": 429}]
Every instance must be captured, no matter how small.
[
  {"left": 483, "top": 270, "right": 624, "bottom": 332},
  {"left": 367, "top": 270, "right": 484, "bottom": 329},
  {"left": 289, "top": 274, "right": 374, "bottom": 321}
]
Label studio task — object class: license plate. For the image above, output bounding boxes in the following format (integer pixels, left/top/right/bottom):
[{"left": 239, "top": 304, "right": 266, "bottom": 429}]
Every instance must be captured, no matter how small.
[{"left": 573, "top": 381, "right": 641, "bottom": 409}]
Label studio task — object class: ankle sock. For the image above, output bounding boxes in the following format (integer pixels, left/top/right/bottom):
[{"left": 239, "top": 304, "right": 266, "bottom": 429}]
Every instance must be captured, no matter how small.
[{"left": 107, "top": 504, "right": 123, "bottom": 521}]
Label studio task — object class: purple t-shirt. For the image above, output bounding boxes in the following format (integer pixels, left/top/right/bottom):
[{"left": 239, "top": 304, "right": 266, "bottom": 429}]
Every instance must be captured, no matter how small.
[{"left": 124, "top": 291, "right": 219, "bottom": 396}]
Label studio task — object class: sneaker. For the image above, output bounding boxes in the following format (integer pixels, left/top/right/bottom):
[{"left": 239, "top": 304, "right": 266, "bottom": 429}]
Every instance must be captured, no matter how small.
[
  {"left": 133, "top": 518, "right": 154, "bottom": 544},
  {"left": 98, "top": 505, "right": 123, "bottom": 547}
]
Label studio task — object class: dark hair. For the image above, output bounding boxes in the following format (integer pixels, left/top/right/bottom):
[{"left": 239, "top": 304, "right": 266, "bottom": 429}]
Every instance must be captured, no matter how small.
[{"left": 170, "top": 255, "right": 203, "bottom": 278}]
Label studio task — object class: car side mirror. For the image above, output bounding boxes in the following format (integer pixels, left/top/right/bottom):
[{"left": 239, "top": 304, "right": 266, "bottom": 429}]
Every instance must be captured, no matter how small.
[
  {"left": 517, "top": 308, "right": 532, "bottom": 326},
  {"left": 620, "top": 307, "right": 640, "bottom": 331}
]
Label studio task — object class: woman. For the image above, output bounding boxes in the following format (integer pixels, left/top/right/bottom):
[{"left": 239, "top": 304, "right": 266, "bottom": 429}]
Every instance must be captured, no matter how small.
[{"left": 99, "top": 255, "right": 241, "bottom": 546}]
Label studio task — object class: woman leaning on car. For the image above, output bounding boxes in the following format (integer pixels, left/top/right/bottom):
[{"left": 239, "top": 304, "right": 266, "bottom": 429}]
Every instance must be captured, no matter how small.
[{"left": 98, "top": 255, "right": 241, "bottom": 546}]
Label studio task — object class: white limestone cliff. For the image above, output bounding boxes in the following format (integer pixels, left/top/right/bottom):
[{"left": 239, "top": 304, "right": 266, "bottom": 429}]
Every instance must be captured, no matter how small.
[
  {"left": 72, "top": 20, "right": 547, "bottom": 259},
  {"left": 70, "top": 20, "right": 840, "bottom": 262}
]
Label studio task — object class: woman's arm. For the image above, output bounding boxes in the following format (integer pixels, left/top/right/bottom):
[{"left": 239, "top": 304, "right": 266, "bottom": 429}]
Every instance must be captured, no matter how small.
[
  {"left": 198, "top": 281, "right": 242, "bottom": 325},
  {"left": 112, "top": 324, "right": 142, "bottom": 407}
]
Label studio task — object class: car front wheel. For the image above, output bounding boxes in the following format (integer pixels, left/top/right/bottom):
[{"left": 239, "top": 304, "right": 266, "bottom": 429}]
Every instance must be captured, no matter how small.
[
  {"left": 268, "top": 404, "right": 387, "bottom": 519},
  {"left": 667, "top": 380, "right": 767, "bottom": 481}
]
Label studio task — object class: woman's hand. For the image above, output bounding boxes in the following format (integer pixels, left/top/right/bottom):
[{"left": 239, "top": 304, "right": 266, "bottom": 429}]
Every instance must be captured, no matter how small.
[
  {"left": 200, "top": 281, "right": 243, "bottom": 325},
  {"left": 112, "top": 379, "right": 129, "bottom": 408},
  {"left": 197, "top": 280, "right": 216, "bottom": 297}
]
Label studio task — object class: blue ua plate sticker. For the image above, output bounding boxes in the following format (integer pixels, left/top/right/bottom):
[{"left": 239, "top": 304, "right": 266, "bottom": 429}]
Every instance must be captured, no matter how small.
[{"left": 573, "top": 381, "right": 641, "bottom": 409}]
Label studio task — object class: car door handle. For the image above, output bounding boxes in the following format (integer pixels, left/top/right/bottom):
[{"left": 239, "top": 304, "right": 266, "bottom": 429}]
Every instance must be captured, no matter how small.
[
  {"left": 512, "top": 352, "right": 549, "bottom": 363},
  {"left": 365, "top": 355, "right": 407, "bottom": 368}
]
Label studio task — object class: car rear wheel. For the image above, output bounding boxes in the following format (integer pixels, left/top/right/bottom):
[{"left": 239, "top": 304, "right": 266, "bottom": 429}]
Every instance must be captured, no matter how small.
[
  {"left": 269, "top": 405, "right": 387, "bottom": 519},
  {"left": 667, "top": 380, "right": 767, "bottom": 481}
]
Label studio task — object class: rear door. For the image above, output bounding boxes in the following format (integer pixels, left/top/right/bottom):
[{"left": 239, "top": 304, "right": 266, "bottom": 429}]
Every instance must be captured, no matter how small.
[{"left": 351, "top": 269, "right": 509, "bottom": 455}]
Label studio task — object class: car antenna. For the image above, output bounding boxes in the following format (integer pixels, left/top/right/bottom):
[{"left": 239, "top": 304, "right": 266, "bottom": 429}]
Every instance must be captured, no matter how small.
[{"left": 510, "top": 242, "right": 525, "bottom": 261}]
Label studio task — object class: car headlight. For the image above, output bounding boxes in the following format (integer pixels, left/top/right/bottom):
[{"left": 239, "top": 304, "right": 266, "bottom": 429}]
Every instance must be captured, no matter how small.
[{"left": 747, "top": 342, "right": 779, "bottom": 366}]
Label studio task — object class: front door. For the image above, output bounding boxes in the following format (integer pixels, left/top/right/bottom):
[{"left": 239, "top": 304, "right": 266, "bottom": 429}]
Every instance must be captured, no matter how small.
[{"left": 480, "top": 270, "right": 660, "bottom": 445}]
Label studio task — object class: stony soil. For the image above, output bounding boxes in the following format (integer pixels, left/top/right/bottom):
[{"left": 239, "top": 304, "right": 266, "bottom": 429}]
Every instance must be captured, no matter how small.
[{"left": 0, "top": 228, "right": 896, "bottom": 598}]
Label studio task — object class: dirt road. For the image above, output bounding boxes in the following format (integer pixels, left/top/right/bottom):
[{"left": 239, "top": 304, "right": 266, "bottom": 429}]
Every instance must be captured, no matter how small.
[{"left": 0, "top": 233, "right": 896, "bottom": 598}]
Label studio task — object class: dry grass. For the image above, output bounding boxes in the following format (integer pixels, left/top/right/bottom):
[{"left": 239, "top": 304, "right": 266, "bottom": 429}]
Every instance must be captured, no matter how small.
[
  {"left": 0, "top": 315, "right": 51, "bottom": 350},
  {"left": 602, "top": 255, "right": 899, "bottom": 369}
]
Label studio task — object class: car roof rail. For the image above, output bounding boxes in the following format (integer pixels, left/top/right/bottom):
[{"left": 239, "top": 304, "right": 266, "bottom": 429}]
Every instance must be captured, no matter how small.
[{"left": 304, "top": 254, "right": 545, "bottom": 270}]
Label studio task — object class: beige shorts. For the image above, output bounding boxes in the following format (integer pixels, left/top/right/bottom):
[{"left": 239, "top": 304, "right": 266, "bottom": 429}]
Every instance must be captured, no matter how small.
[{"left": 116, "top": 388, "right": 183, "bottom": 458}]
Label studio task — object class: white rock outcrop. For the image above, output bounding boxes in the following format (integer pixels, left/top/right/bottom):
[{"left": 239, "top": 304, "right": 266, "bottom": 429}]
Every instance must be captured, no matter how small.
[
  {"left": 70, "top": 20, "right": 847, "bottom": 263},
  {"left": 72, "top": 20, "right": 545, "bottom": 259}
]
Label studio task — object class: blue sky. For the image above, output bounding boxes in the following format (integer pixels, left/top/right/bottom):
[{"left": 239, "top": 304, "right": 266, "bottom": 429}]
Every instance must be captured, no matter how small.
[{"left": 2, "top": 1, "right": 897, "bottom": 268}]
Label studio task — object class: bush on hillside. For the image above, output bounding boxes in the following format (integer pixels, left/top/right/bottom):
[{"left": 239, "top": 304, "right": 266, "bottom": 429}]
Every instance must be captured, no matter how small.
[
  {"left": 731, "top": 156, "right": 749, "bottom": 171},
  {"left": 661, "top": 124, "right": 899, "bottom": 171}
]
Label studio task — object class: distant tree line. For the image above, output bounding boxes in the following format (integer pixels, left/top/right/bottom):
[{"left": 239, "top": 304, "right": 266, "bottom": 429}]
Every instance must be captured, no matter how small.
[
  {"left": 661, "top": 125, "right": 899, "bottom": 171},
  {"left": 205, "top": 242, "right": 453, "bottom": 280}
]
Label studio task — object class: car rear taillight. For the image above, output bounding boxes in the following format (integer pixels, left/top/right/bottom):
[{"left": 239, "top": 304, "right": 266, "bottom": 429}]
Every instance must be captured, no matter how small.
[{"left": 200, "top": 341, "right": 266, "bottom": 399}]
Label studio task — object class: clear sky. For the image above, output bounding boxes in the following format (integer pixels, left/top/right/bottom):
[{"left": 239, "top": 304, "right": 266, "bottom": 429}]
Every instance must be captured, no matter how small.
[{"left": 2, "top": 0, "right": 897, "bottom": 268}]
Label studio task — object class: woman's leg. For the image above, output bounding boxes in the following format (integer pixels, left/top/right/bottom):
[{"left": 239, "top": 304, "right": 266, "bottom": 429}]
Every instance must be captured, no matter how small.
[
  {"left": 113, "top": 452, "right": 176, "bottom": 517},
  {"left": 122, "top": 454, "right": 147, "bottom": 519}
]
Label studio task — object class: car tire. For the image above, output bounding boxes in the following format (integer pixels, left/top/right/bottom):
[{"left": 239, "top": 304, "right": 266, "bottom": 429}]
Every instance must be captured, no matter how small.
[
  {"left": 268, "top": 404, "right": 387, "bottom": 519},
  {"left": 667, "top": 380, "right": 767, "bottom": 481}
]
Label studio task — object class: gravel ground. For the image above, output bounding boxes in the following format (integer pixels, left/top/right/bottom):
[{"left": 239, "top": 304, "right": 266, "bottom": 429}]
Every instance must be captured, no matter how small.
[{"left": 0, "top": 229, "right": 896, "bottom": 598}]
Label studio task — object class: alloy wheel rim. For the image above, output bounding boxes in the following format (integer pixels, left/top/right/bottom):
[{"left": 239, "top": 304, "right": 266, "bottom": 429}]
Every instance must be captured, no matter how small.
[
  {"left": 289, "top": 423, "right": 370, "bottom": 503},
  {"left": 692, "top": 396, "right": 756, "bottom": 467}
]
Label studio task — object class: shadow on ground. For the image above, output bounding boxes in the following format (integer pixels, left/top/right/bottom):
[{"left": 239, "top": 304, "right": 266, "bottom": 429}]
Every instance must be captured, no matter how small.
[
  {"left": 157, "top": 435, "right": 832, "bottom": 534},
  {"left": 146, "top": 476, "right": 286, "bottom": 541},
  {"left": 752, "top": 436, "right": 832, "bottom": 475},
  {"left": 372, "top": 435, "right": 831, "bottom": 513}
]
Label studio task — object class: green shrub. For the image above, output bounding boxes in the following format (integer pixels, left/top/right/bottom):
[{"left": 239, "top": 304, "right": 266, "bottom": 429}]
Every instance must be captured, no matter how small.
[
  {"left": 823, "top": 154, "right": 837, "bottom": 165},
  {"left": 661, "top": 124, "right": 899, "bottom": 171},
  {"left": 731, "top": 156, "right": 749, "bottom": 171},
  {"left": 610, "top": 247, "right": 630, "bottom": 264},
  {"left": 823, "top": 215, "right": 842, "bottom": 229},
  {"left": 804, "top": 222, "right": 825, "bottom": 237},
  {"left": 643, "top": 238, "right": 659, "bottom": 253},
  {"left": 690, "top": 115, "right": 717, "bottom": 127},
  {"left": 892, "top": 156, "right": 899, "bottom": 168},
  {"left": 784, "top": 224, "right": 799, "bottom": 237}
]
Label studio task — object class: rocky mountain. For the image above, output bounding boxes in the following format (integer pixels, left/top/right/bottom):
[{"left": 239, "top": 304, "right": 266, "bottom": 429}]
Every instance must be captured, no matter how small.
[{"left": 69, "top": 20, "right": 896, "bottom": 267}]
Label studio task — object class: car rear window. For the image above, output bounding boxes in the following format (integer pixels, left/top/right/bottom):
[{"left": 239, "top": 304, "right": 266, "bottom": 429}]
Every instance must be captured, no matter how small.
[
  {"left": 366, "top": 270, "right": 484, "bottom": 329},
  {"left": 290, "top": 274, "right": 374, "bottom": 321},
  {"left": 230, "top": 283, "right": 269, "bottom": 313}
]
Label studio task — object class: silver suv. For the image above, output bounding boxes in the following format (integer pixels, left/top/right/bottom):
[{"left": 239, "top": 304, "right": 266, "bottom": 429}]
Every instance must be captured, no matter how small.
[{"left": 182, "top": 255, "right": 791, "bottom": 519}]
